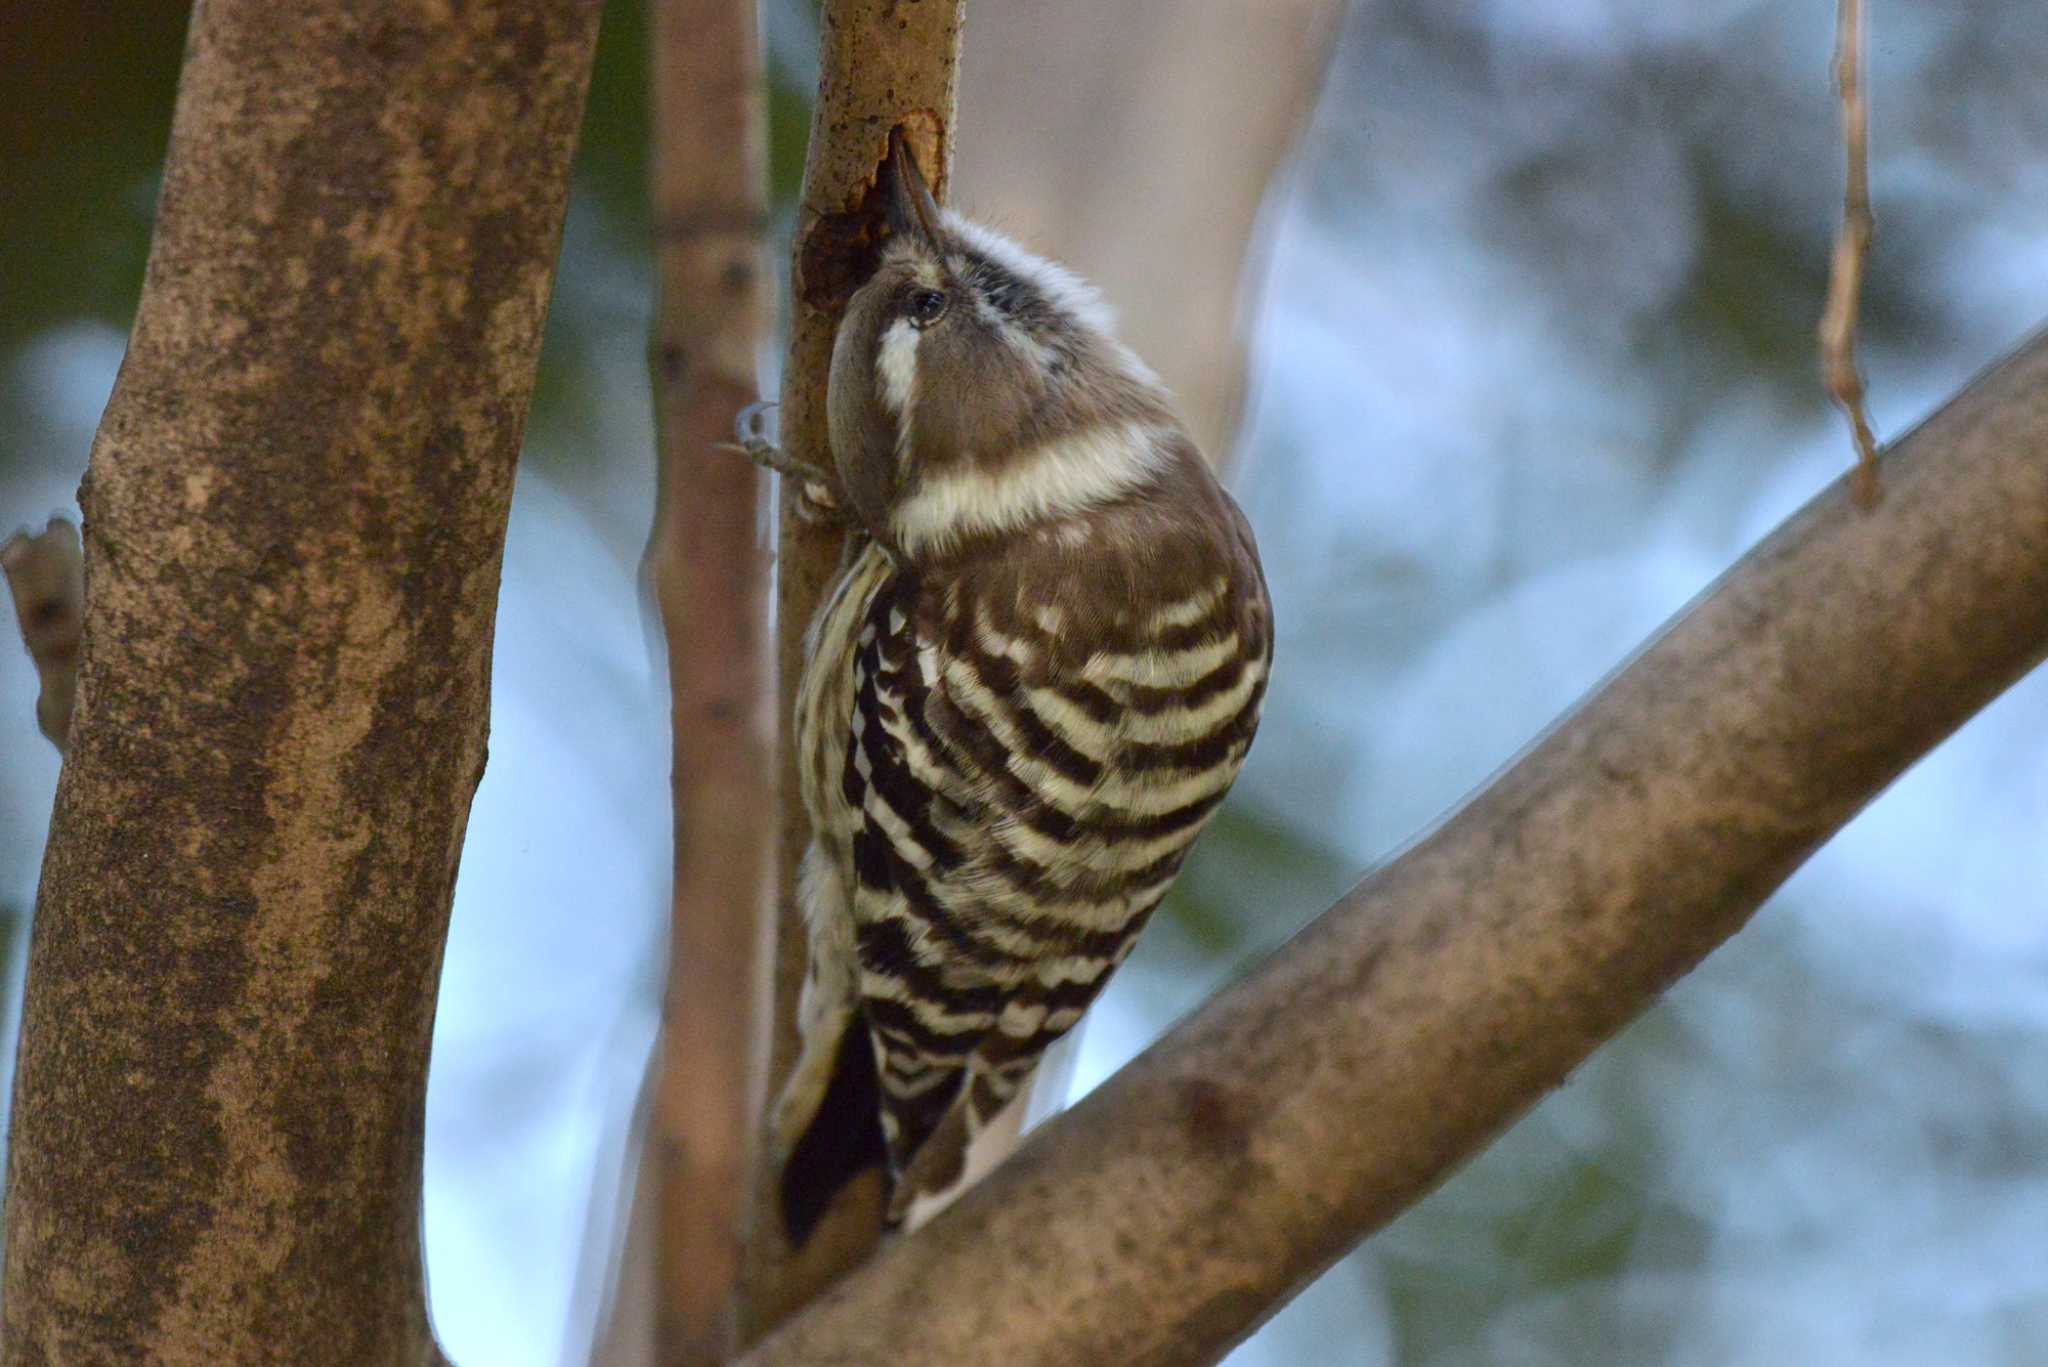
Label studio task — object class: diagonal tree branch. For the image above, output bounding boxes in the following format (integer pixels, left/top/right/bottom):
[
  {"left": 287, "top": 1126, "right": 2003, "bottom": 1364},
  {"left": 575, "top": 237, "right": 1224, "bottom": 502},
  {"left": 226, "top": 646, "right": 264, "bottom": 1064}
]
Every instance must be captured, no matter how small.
[
  {"left": 739, "top": 0, "right": 965, "bottom": 1341},
  {"left": 642, "top": 0, "right": 775, "bottom": 1360},
  {"left": 743, "top": 328, "right": 2048, "bottom": 1366},
  {"left": 0, "top": 1, "right": 603, "bottom": 1360}
]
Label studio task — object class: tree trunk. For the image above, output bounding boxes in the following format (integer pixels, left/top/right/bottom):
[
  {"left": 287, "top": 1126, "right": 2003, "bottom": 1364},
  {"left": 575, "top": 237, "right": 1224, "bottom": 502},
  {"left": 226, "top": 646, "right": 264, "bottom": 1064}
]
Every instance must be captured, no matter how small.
[
  {"left": 0, "top": 1, "right": 603, "bottom": 1361},
  {"left": 742, "top": 328, "right": 2048, "bottom": 1365}
]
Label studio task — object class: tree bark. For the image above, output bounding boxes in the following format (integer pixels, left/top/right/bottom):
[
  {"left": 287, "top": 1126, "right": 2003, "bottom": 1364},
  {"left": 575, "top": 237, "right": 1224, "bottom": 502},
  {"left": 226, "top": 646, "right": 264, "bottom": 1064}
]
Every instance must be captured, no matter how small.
[
  {"left": 0, "top": 1, "right": 602, "bottom": 1361},
  {"left": 643, "top": 0, "right": 775, "bottom": 1361},
  {"left": 740, "top": 0, "right": 965, "bottom": 1342},
  {"left": 742, "top": 328, "right": 2048, "bottom": 1366}
]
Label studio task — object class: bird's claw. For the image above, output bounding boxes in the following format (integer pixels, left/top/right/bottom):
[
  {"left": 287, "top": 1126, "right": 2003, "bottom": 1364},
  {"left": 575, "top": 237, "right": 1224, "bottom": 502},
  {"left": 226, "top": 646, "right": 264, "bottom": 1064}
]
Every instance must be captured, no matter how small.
[
  {"left": 726, "top": 401, "right": 846, "bottom": 526},
  {"left": 734, "top": 400, "right": 778, "bottom": 448}
]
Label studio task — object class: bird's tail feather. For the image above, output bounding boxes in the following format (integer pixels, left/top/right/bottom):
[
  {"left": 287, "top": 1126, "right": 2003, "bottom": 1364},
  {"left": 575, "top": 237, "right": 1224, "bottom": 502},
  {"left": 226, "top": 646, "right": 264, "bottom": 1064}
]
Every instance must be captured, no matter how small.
[{"left": 777, "top": 1011, "right": 889, "bottom": 1246}]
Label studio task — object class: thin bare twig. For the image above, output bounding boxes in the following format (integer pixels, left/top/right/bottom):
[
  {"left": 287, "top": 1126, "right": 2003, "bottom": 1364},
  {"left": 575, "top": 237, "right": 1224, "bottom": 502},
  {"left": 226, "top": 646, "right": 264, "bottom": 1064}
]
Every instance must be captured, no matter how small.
[
  {"left": 1, "top": 517, "right": 83, "bottom": 752},
  {"left": 745, "top": 328, "right": 2048, "bottom": 1366},
  {"left": 639, "top": 0, "right": 775, "bottom": 1360},
  {"left": 1820, "top": 0, "right": 1881, "bottom": 505}
]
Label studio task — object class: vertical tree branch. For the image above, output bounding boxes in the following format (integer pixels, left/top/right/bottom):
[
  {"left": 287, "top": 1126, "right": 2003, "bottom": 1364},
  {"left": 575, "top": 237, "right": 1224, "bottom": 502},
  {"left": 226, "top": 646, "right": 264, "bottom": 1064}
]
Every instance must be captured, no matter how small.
[
  {"left": 740, "top": 0, "right": 965, "bottom": 1341},
  {"left": 0, "top": 1, "right": 602, "bottom": 1361},
  {"left": 1820, "top": 0, "right": 1880, "bottom": 504},
  {"left": 743, "top": 330, "right": 2048, "bottom": 1366},
  {"left": 2, "top": 518, "right": 83, "bottom": 752},
  {"left": 644, "top": 0, "right": 774, "bottom": 1361}
]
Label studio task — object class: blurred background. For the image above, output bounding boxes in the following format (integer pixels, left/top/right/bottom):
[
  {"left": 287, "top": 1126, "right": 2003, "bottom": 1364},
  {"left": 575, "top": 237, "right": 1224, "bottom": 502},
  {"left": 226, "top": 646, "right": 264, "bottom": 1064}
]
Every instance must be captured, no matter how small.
[{"left": 4, "top": 1, "right": 2047, "bottom": 1363}]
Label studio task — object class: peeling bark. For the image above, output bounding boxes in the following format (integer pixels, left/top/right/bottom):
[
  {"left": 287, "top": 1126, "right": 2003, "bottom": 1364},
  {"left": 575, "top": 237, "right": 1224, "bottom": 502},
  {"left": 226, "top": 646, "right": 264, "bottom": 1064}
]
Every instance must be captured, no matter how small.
[
  {"left": 1, "top": 518, "right": 83, "bottom": 752},
  {"left": 741, "top": 0, "right": 965, "bottom": 1342},
  {"left": 743, "top": 330, "right": 2048, "bottom": 1366},
  {"left": 0, "top": 1, "right": 603, "bottom": 1361}
]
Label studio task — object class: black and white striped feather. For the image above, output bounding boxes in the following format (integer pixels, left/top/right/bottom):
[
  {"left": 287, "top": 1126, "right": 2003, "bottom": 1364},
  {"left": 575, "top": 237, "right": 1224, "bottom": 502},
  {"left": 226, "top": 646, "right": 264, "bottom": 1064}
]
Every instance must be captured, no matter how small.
[{"left": 772, "top": 141, "right": 1271, "bottom": 1243}]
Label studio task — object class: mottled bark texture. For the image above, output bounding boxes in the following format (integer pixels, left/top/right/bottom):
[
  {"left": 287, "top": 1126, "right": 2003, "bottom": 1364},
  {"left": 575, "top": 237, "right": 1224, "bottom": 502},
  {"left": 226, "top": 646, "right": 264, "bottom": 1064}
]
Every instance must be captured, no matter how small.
[
  {"left": 745, "top": 330, "right": 2048, "bottom": 1367},
  {"left": 643, "top": 0, "right": 774, "bottom": 1361},
  {"left": 1, "top": 517, "right": 83, "bottom": 751},
  {"left": 743, "top": 0, "right": 965, "bottom": 1341},
  {"left": 0, "top": 2, "right": 602, "bottom": 1363}
]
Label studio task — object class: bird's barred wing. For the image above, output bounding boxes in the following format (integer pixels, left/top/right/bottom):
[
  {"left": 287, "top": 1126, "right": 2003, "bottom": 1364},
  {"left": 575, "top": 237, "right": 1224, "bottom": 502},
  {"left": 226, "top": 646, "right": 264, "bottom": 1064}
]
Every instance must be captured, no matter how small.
[{"left": 843, "top": 567, "right": 1270, "bottom": 1208}]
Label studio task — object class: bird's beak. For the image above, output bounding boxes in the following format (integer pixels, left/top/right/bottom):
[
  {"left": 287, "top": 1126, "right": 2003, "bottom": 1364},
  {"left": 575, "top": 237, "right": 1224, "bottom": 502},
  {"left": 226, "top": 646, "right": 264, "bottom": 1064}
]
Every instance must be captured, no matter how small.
[{"left": 888, "top": 128, "right": 946, "bottom": 252}]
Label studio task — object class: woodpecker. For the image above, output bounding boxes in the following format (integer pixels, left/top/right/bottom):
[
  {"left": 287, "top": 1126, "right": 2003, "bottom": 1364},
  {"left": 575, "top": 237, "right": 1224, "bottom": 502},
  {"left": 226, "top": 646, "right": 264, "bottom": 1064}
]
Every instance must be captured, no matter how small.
[{"left": 744, "top": 132, "right": 1272, "bottom": 1244}]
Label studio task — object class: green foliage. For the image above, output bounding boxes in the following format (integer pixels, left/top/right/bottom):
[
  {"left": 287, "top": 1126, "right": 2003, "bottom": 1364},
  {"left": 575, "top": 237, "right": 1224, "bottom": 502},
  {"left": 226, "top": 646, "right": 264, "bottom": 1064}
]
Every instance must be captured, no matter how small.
[
  {"left": 767, "top": 73, "right": 812, "bottom": 207},
  {"left": 576, "top": 0, "right": 654, "bottom": 235},
  {"left": 523, "top": 0, "right": 817, "bottom": 471},
  {"left": 1160, "top": 804, "right": 1359, "bottom": 960},
  {"left": 519, "top": 0, "right": 653, "bottom": 469},
  {"left": 0, "top": 4, "right": 185, "bottom": 349}
]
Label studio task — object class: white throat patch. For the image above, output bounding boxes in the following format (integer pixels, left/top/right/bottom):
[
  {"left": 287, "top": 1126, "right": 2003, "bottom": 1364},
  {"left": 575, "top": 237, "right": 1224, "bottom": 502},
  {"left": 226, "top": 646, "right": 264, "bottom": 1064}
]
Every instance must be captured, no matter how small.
[{"left": 892, "top": 420, "right": 1173, "bottom": 557}]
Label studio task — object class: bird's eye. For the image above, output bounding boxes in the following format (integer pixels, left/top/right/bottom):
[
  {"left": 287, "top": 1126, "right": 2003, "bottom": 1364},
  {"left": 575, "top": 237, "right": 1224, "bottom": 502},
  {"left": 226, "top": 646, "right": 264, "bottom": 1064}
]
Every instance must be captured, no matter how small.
[{"left": 907, "top": 288, "right": 947, "bottom": 327}]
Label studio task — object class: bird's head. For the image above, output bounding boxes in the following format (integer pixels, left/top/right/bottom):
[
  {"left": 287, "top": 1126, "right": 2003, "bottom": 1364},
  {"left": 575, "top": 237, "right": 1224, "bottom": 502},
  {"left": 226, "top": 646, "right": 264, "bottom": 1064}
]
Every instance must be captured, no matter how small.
[{"left": 827, "top": 133, "right": 1181, "bottom": 562}]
